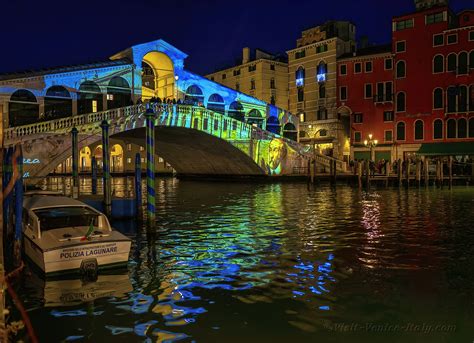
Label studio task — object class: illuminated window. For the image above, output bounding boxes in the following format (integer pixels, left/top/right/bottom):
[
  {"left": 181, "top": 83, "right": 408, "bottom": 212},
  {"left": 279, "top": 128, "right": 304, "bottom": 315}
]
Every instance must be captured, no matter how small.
[
  {"left": 299, "top": 112, "right": 305, "bottom": 122},
  {"left": 426, "top": 12, "right": 444, "bottom": 24},
  {"left": 355, "top": 63, "right": 362, "bottom": 73},
  {"left": 317, "top": 62, "right": 327, "bottom": 82},
  {"left": 127, "top": 144, "right": 132, "bottom": 151},
  {"left": 365, "top": 84, "right": 373, "bottom": 98},
  {"left": 433, "top": 88, "right": 443, "bottom": 109},
  {"left": 396, "top": 41, "right": 406, "bottom": 53},
  {"left": 433, "top": 34, "right": 444, "bottom": 46},
  {"left": 340, "top": 64, "right": 347, "bottom": 75},
  {"left": 433, "top": 119, "right": 443, "bottom": 139},
  {"left": 295, "top": 67, "right": 305, "bottom": 87},
  {"left": 106, "top": 94, "right": 114, "bottom": 100},
  {"left": 447, "top": 34, "right": 457, "bottom": 45},
  {"left": 127, "top": 158, "right": 131, "bottom": 164},
  {"left": 365, "top": 61, "right": 373, "bottom": 72},
  {"left": 139, "top": 146, "right": 144, "bottom": 151},
  {"left": 340, "top": 86, "right": 348, "bottom": 101},
  {"left": 141, "top": 157, "right": 145, "bottom": 163},
  {"left": 354, "top": 131, "right": 361, "bottom": 142},
  {"left": 92, "top": 100, "right": 98, "bottom": 113},
  {"left": 158, "top": 157, "right": 164, "bottom": 163},
  {"left": 433, "top": 55, "right": 444, "bottom": 73}
]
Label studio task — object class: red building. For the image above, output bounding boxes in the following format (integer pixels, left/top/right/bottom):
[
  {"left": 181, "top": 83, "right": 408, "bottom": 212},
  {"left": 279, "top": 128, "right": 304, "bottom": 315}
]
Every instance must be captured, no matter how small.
[{"left": 338, "top": 0, "right": 474, "bottom": 162}]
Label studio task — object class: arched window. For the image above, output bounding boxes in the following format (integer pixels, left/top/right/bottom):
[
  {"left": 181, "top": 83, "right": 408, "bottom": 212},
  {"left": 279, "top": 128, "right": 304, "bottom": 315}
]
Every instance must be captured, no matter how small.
[
  {"left": 107, "top": 76, "right": 131, "bottom": 109},
  {"left": 78, "top": 81, "right": 102, "bottom": 114},
  {"left": 283, "top": 123, "right": 298, "bottom": 141},
  {"left": 433, "top": 88, "right": 443, "bottom": 109},
  {"left": 433, "top": 55, "right": 444, "bottom": 73},
  {"left": 9, "top": 89, "right": 39, "bottom": 127},
  {"left": 396, "top": 122, "right": 405, "bottom": 140},
  {"left": 470, "top": 85, "right": 474, "bottom": 111},
  {"left": 319, "top": 83, "right": 326, "bottom": 98},
  {"left": 396, "top": 60, "right": 406, "bottom": 78},
  {"left": 414, "top": 120, "right": 424, "bottom": 140},
  {"left": 447, "top": 86, "right": 457, "bottom": 113},
  {"left": 185, "top": 85, "right": 204, "bottom": 104},
  {"left": 469, "top": 117, "right": 474, "bottom": 138},
  {"left": 295, "top": 67, "right": 305, "bottom": 87},
  {"left": 458, "top": 118, "right": 467, "bottom": 138},
  {"left": 207, "top": 93, "right": 225, "bottom": 114},
  {"left": 45, "top": 85, "right": 72, "bottom": 120},
  {"left": 458, "top": 52, "right": 468, "bottom": 75},
  {"left": 266, "top": 116, "right": 281, "bottom": 134},
  {"left": 141, "top": 61, "right": 155, "bottom": 90},
  {"left": 317, "top": 62, "right": 327, "bottom": 82},
  {"left": 246, "top": 109, "right": 264, "bottom": 129},
  {"left": 447, "top": 118, "right": 456, "bottom": 138},
  {"left": 433, "top": 119, "right": 443, "bottom": 139},
  {"left": 228, "top": 101, "right": 244, "bottom": 122},
  {"left": 447, "top": 53, "right": 457, "bottom": 72},
  {"left": 459, "top": 85, "right": 468, "bottom": 112},
  {"left": 396, "top": 92, "right": 406, "bottom": 112}
]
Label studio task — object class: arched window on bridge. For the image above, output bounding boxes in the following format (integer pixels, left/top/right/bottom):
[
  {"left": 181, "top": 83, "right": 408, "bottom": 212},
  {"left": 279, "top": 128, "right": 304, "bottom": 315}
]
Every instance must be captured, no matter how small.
[
  {"left": 111, "top": 144, "right": 124, "bottom": 173},
  {"left": 45, "top": 86, "right": 72, "bottom": 120},
  {"left": 266, "top": 116, "right": 281, "bottom": 135},
  {"left": 283, "top": 123, "right": 298, "bottom": 141},
  {"left": 9, "top": 89, "right": 39, "bottom": 127},
  {"left": 207, "top": 93, "right": 225, "bottom": 114},
  {"left": 246, "top": 109, "right": 265, "bottom": 129},
  {"left": 185, "top": 85, "right": 204, "bottom": 105},
  {"left": 141, "top": 61, "right": 155, "bottom": 91},
  {"left": 78, "top": 81, "right": 103, "bottom": 114},
  {"left": 228, "top": 101, "right": 244, "bottom": 122},
  {"left": 107, "top": 77, "right": 131, "bottom": 110},
  {"left": 93, "top": 145, "right": 103, "bottom": 169},
  {"left": 80, "top": 146, "right": 91, "bottom": 172}
]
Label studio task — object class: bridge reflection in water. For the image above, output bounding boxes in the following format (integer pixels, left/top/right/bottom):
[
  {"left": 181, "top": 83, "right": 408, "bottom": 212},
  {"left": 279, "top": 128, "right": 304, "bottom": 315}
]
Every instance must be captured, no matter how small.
[{"left": 14, "top": 178, "right": 474, "bottom": 342}]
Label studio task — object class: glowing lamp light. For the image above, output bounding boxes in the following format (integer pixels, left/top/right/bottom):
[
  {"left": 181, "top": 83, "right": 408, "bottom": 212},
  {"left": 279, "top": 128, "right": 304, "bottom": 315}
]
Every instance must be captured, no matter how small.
[
  {"left": 364, "top": 140, "right": 368, "bottom": 146},
  {"left": 296, "top": 78, "right": 304, "bottom": 87},
  {"left": 175, "top": 75, "right": 179, "bottom": 81}
]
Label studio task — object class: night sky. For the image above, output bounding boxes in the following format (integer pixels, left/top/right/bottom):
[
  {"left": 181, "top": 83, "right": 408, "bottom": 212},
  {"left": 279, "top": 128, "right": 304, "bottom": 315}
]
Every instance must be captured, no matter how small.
[{"left": 1, "top": 0, "right": 469, "bottom": 76}]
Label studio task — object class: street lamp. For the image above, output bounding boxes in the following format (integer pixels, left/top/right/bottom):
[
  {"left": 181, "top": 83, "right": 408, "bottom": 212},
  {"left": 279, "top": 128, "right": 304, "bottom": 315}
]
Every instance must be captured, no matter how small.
[{"left": 364, "top": 134, "right": 378, "bottom": 161}]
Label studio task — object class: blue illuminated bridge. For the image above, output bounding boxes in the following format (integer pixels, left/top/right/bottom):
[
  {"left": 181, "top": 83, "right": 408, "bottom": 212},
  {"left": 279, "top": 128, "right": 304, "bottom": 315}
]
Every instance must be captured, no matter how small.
[{"left": 1, "top": 39, "right": 345, "bottom": 179}]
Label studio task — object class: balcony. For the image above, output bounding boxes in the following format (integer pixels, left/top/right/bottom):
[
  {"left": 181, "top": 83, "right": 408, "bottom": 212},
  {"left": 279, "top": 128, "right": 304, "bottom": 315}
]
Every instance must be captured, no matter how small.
[{"left": 373, "top": 94, "right": 394, "bottom": 104}]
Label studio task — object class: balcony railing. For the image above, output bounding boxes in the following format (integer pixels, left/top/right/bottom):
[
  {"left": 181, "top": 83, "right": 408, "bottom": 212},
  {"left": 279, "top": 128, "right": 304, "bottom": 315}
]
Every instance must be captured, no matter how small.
[{"left": 373, "top": 94, "right": 394, "bottom": 103}]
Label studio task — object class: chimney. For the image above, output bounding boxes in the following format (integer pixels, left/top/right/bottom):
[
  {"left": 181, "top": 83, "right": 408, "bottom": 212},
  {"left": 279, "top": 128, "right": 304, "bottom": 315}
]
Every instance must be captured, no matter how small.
[{"left": 242, "top": 47, "right": 250, "bottom": 64}]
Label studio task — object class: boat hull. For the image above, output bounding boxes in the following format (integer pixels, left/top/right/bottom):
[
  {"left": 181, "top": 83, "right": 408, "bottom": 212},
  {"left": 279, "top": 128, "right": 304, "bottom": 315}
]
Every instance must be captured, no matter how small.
[{"left": 24, "top": 237, "right": 131, "bottom": 274}]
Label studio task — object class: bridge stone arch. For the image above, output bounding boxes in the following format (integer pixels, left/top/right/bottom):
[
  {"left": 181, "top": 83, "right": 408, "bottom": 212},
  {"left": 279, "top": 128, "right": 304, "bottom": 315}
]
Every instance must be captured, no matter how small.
[
  {"left": 9, "top": 89, "right": 39, "bottom": 127},
  {"left": 78, "top": 81, "right": 103, "bottom": 115},
  {"left": 185, "top": 85, "right": 204, "bottom": 105},
  {"left": 141, "top": 51, "right": 175, "bottom": 101},
  {"left": 207, "top": 93, "right": 225, "bottom": 114},
  {"left": 44, "top": 86, "right": 73, "bottom": 120},
  {"left": 228, "top": 101, "right": 244, "bottom": 121},
  {"left": 246, "top": 109, "right": 265, "bottom": 129}
]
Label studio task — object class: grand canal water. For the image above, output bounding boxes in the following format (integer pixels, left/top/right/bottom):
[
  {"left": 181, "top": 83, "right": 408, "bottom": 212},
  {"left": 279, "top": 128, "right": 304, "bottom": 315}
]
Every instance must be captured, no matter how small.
[{"left": 14, "top": 177, "right": 474, "bottom": 342}]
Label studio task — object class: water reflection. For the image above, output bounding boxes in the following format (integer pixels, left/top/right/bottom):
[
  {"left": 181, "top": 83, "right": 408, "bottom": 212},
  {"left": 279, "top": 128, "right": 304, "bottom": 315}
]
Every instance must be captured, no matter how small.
[{"left": 13, "top": 178, "right": 474, "bottom": 342}]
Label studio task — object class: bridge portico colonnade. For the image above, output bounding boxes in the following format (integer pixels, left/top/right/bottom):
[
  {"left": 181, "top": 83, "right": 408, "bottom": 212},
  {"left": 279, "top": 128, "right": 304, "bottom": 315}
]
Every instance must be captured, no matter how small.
[{"left": 141, "top": 51, "right": 175, "bottom": 102}]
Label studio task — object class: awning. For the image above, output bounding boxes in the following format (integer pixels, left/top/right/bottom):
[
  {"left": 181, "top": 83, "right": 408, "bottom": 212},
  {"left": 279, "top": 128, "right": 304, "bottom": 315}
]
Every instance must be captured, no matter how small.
[{"left": 417, "top": 142, "right": 474, "bottom": 156}]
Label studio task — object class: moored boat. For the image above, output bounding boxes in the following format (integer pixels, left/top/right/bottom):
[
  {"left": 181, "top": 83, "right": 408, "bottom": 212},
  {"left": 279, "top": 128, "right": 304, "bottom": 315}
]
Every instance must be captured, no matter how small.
[{"left": 22, "top": 195, "right": 131, "bottom": 275}]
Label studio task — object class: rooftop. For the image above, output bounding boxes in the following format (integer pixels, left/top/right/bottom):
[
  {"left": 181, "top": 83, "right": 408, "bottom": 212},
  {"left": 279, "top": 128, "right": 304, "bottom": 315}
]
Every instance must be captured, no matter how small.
[{"left": 339, "top": 44, "right": 392, "bottom": 60}]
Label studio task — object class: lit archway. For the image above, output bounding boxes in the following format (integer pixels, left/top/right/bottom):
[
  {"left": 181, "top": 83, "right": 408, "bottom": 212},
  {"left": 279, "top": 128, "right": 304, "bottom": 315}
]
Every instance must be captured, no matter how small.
[
  {"left": 266, "top": 116, "right": 281, "bottom": 134},
  {"left": 283, "top": 123, "right": 298, "bottom": 141},
  {"left": 142, "top": 51, "right": 175, "bottom": 102},
  {"left": 9, "top": 89, "right": 39, "bottom": 127},
  {"left": 94, "top": 145, "right": 103, "bottom": 169},
  {"left": 111, "top": 144, "right": 124, "bottom": 173},
  {"left": 80, "top": 146, "right": 92, "bottom": 172},
  {"left": 207, "top": 93, "right": 225, "bottom": 114},
  {"left": 45, "top": 86, "right": 72, "bottom": 120},
  {"left": 228, "top": 101, "right": 244, "bottom": 121},
  {"left": 246, "top": 109, "right": 265, "bottom": 129}
]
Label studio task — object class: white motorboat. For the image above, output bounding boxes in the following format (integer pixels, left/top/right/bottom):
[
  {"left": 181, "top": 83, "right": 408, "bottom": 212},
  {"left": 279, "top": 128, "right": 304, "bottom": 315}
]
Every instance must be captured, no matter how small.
[{"left": 22, "top": 195, "right": 131, "bottom": 275}]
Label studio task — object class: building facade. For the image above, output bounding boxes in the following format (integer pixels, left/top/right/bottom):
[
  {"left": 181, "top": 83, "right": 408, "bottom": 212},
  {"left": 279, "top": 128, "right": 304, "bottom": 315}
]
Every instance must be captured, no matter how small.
[
  {"left": 205, "top": 48, "right": 289, "bottom": 111},
  {"left": 287, "top": 21, "right": 356, "bottom": 161},
  {"left": 338, "top": 0, "right": 474, "bottom": 162}
]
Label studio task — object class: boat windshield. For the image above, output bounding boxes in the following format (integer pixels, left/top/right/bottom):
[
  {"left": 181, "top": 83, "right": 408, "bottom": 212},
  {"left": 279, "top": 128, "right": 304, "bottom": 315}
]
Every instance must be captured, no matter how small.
[{"left": 33, "top": 207, "right": 99, "bottom": 232}]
